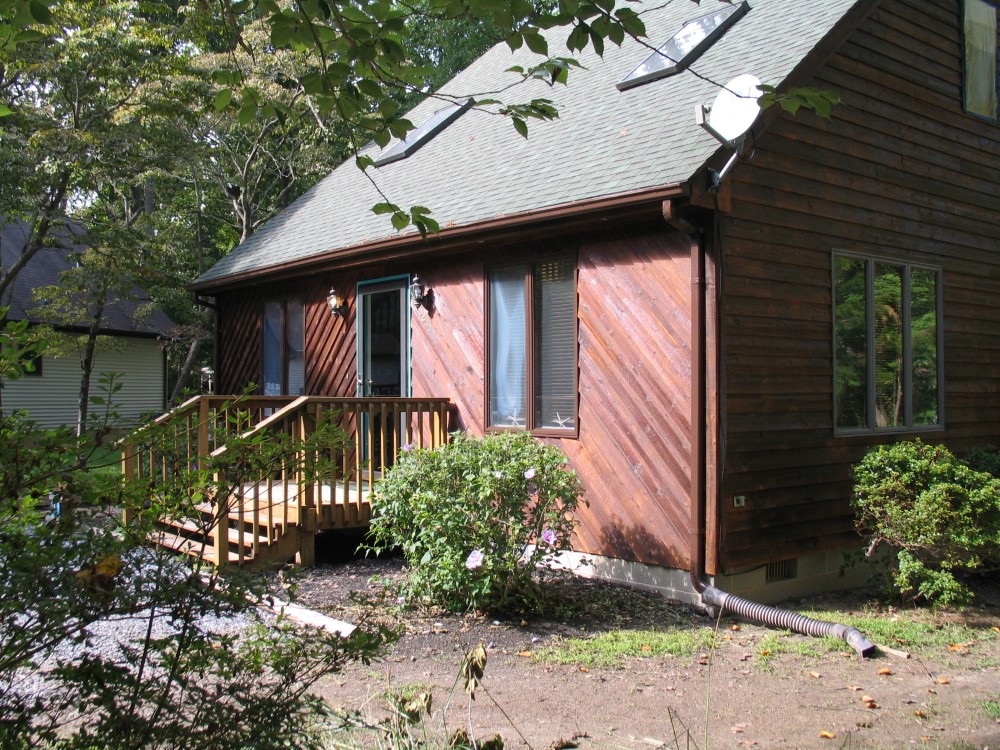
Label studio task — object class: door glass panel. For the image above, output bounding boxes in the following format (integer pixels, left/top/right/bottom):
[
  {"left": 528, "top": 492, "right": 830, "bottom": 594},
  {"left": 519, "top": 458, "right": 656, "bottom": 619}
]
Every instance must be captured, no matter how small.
[
  {"left": 362, "top": 288, "right": 403, "bottom": 396},
  {"left": 286, "top": 299, "right": 305, "bottom": 396}
]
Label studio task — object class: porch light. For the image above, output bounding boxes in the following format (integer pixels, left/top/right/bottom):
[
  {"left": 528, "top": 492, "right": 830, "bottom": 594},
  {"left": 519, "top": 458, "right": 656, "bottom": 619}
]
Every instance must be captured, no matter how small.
[
  {"left": 327, "top": 288, "right": 347, "bottom": 317},
  {"left": 411, "top": 275, "right": 433, "bottom": 311}
]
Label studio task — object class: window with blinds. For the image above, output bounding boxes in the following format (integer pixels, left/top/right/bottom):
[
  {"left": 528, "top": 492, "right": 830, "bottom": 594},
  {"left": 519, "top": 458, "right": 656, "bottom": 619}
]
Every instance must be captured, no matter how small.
[{"left": 487, "top": 255, "right": 578, "bottom": 435}]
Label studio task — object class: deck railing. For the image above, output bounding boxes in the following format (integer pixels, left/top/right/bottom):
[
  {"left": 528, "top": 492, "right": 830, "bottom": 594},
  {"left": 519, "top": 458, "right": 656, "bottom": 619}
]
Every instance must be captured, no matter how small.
[{"left": 121, "top": 395, "right": 450, "bottom": 565}]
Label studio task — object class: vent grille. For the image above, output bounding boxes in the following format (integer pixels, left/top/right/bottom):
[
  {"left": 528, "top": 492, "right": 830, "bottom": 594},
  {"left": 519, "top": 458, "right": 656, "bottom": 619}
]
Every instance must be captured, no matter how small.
[{"left": 766, "top": 559, "right": 797, "bottom": 583}]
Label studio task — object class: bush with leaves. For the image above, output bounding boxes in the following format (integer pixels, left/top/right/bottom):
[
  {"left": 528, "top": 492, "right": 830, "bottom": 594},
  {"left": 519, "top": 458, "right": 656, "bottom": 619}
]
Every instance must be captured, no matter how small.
[
  {"left": 852, "top": 440, "right": 1000, "bottom": 606},
  {"left": 0, "top": 321, "right": 395, "bottom": 749},
  {"left": 368, "top": 430, "right": 585, "bottom": 613}
]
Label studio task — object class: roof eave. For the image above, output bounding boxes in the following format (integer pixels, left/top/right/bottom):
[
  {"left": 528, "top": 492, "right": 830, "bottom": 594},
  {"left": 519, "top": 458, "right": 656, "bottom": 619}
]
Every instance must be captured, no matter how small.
[{"left": 191, "top": 182, "right": 690, "bottom": 294}]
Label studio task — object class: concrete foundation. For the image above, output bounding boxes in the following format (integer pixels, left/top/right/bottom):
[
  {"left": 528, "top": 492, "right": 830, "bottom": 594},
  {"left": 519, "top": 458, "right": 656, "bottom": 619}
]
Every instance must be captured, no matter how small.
[{"left": 553, "top": 547, "right": 874, "bottom": 606}]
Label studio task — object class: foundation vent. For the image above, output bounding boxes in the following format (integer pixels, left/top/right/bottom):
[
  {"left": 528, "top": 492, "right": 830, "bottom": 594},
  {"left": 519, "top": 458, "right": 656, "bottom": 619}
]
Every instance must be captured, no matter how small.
[{"left": 766, "top": 558, "right": 797, "bottom": 583}]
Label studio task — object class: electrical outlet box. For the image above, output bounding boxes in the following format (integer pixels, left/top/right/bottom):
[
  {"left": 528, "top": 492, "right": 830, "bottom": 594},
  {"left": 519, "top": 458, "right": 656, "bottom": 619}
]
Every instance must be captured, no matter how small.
[{"left": 733, "top": 495, "right": 746, "bottom": 508}]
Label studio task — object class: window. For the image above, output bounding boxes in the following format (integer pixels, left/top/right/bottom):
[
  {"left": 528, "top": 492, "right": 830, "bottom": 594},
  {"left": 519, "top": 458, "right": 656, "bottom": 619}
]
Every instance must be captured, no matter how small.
[
  {"left": 487, "top": 256, "right": 578, "bottom": 434},
  {"left": 617, "top": 1, "right": 749, "bottom": 91},
  {"left": 262, "top": 298, "right": 304, "bottom": 396},
  {"left": 375, "top": 99, "right": 473, "bottom": 166},
  {"left": 833, "top": 254, "right": 942, "bottom": 433},
  {"left": 964, "top": 0, "right": 998, "bottom": 120}
]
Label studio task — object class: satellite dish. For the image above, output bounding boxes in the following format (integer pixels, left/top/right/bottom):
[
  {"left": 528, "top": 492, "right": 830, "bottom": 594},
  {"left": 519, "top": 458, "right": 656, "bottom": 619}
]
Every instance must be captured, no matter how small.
[{"left": 696, "top": 74, "right": 762, "bottom": 148}]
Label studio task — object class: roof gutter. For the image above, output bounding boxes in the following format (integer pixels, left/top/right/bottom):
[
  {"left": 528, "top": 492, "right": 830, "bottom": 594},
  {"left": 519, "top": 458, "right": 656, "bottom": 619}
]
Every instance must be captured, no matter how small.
[
  {"left": 191, "top": 183, "right": 688, "bottom": 294},
  {"left": 667, "top": 201, "right": 875, "bottom": 659}
]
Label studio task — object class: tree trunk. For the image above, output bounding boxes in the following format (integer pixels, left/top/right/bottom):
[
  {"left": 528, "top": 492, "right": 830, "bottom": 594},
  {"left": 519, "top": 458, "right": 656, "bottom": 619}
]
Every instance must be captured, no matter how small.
[
  {"left": 77, "top": 296, "right": 107, "bottom": 437},
  {"left": 169, "top": 335, "right": 205, "bottom": 403}
]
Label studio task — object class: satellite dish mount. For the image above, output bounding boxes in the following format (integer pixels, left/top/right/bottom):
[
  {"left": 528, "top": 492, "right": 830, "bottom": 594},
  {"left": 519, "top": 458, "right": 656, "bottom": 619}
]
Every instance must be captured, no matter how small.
[{"left": 695, "top": 73, "right": 762, "bottom": 186}]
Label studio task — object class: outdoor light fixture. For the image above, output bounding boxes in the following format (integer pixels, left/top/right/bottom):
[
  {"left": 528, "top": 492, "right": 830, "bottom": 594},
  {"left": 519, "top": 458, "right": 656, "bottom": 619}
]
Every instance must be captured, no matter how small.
[
  {"left": 411, "top": 275, "right": 433, "bottom": 311},
  {"left": 327, "top": 287, "right": 347, "bottom": 317}
]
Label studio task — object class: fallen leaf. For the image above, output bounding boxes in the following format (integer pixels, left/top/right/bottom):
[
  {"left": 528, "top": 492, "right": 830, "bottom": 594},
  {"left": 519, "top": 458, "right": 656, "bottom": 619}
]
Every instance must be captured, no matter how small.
[
  {"left": 914, "top": 710, "right": 928, "bottom": 718},
  {"left": 818, "top": 730, "right": 836, "bottom": 739},
  {"left": 759, "top": 649, "right": 770, "bottom": 657},
  {"left": 948, "top": 642, "right": 972, "bottom": 653},
  {"left": 730, "top": 624, "right": 742, "bottom": 631},
  {"left": 808, "top": 671, "right": 822, "bottom": 679},
  {"left": 991, "top": 626, "right": 999, "bottom": 634},
  {"left": 517, "top": 651, "right": 533, "bottom": 658},
  {"left": 877, "top": 668, "right": 893, "bottom": 676},
  {"left": 578, "top": 666, "right": 589, "bottom": 673},
  {"left": 920, "top": 737, "right": 933, "bottom": 742},
  {"left": 641, "top": 645, "right": 652, "bottom": 653},
  {"left": 848, "top": 685, "right": 863, "bottom": 691},
  {"left": 935, "top": 677, "right": 950, "bottom": 685}
]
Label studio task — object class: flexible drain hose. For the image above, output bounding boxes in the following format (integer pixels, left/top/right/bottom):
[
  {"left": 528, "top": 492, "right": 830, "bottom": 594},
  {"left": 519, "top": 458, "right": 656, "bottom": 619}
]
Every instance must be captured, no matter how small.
[{"left": 701, "top": 585, "right": 877, "bottom": 658}]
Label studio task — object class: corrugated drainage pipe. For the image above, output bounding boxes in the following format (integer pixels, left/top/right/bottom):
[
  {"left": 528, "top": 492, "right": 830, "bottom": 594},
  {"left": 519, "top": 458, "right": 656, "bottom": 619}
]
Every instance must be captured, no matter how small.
[
  {"left": 697, "top": 583, "right": 877, "bottom": 658},
  {"left": 685, "top": 215, "right": 876, "bottom": 659}
]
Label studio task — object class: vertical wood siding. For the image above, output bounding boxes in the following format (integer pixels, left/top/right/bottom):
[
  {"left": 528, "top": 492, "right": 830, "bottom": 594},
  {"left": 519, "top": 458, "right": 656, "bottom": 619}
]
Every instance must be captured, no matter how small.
[{"left": 719, "top": 0, "right": 1000, "bottom": 569}]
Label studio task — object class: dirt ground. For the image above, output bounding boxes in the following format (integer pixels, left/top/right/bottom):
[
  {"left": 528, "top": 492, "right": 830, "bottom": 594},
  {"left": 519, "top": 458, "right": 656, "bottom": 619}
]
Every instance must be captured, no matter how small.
[{"left": 283, "top": 547, "right": 1000, "bottom": 750}]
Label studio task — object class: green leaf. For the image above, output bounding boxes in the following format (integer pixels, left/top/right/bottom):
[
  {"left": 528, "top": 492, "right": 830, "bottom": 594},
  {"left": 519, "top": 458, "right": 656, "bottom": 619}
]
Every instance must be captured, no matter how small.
[
  {"left": 512, "top": 117, "right": 528, "bottom": 138},
  {"left": 0, "top": 104, "right": 12, "bottom": 118},
  {"left": 506, "top": 31, "right": 523, "bottom": 51},
  {"left": 372, "top": 202, "right": 399, "bottom": 215},
  {"left": 524, "top": 29, "right": 548, "bottom": 55},
  {"left": 391, "top": 212, "right": 410, "bottom": 230},
  {"left": 213, "top": 89, "right": 233, "bottom": 112},
  {"left": 238, "top": 101, "right": 257, "bottom": 125},
  {"left": 355, "top": 155, "right": 375, "bottom": 170},
  {"left": 27, "top": 0, "right": 51, "bottom": 24}
]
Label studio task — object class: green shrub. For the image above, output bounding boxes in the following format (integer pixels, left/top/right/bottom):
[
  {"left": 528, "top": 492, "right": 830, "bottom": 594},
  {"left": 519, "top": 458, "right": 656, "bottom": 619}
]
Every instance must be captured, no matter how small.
[
  {"left": 964, "top": 445, "right": 1000, "bottom": 478},
  {"left": 367, "top": 430, "right": 585, "bottom": 613},
  {"left": 852, "top": 440, "right": 1000, "bottom": 606}
]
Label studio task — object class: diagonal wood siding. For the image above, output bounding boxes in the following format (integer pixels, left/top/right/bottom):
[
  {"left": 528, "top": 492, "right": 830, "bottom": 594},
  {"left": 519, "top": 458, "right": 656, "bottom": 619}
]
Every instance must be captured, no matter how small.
[
  {"left": 407, "top": 223, "right": 694, "bottom": 569},
  {"left": 718, "top": 0, "right": 1000, "bottom": 569}
]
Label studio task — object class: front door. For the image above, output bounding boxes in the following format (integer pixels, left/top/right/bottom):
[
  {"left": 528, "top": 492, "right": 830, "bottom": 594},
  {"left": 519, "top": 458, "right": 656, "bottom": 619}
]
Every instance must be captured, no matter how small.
[
  {"left": 356, "top": 277, "right": 410, "bottom": 398},
  {"left": 356, "top": 278, "right": 410, "bottom": 469}
]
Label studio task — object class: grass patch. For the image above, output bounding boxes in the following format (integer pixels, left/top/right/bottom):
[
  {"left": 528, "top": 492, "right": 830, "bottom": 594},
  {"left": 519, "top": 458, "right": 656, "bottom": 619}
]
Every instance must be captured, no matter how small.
[
  {"left": 85, "top": 443, "right": 121, "bottom": 477},
  {"left": 796, "top": 608, "right": 1000, "bottom": 656},
  {"left": 536, "top": 627, "right": 716, "bottom": 668},
  {"left": 754, "top": 632, "right": 829, "bottom": 670},
  {"left": 981, "top": 697, "right": 1000, "bottom": 720}
]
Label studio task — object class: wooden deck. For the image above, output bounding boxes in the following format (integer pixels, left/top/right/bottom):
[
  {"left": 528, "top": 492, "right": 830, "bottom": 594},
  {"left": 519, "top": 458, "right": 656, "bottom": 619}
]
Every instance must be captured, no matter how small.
[{"left": 121, "top": 395, "right": 448, "bottom": 567}]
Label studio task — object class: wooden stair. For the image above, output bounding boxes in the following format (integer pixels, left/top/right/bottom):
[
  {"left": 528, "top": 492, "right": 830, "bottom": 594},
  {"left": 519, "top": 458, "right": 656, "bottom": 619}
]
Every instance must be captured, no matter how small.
[{"left": 122, "top": 395, "right": 450, "bottom": 568}]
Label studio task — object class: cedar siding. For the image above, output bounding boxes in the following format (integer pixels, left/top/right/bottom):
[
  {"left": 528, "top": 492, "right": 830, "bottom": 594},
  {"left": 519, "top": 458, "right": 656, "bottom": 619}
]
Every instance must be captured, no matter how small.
[
  {"left": 718, "top": 0, "right": 1000, "bottom": 569},
  {"left": 215, "top": 221, "right": 696, "bottom": 570}
]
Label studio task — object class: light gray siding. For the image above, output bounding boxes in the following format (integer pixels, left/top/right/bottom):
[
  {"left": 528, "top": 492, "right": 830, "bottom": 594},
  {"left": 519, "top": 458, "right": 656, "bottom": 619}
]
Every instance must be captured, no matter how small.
[{"left": 2, "top": 336, "right": 165, "bottom": 429}]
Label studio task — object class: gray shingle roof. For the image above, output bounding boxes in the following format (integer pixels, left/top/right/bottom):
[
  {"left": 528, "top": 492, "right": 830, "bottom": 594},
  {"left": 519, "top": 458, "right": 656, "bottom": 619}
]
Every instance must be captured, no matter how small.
[
  {"left": 1, "top": 220, "right": 174, "bottom": 336},
  {"left": 196, "top": 0, "right": 862, "bottom": 287}
]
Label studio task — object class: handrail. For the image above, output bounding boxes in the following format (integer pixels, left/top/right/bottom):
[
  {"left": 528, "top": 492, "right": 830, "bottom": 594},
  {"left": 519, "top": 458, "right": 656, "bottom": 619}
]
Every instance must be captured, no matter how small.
[{"left": 122, "top": 394, "right": 450, "bottom": 567}]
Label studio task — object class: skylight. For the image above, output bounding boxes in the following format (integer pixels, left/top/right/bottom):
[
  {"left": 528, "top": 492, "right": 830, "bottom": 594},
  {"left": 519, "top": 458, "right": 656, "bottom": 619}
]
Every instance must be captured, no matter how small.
[
  {"left": 374, "top": 98, "right": 474, "bottom": 166},
  {"left": 617, "top": 1, "right": 750, "bottom": 91}
]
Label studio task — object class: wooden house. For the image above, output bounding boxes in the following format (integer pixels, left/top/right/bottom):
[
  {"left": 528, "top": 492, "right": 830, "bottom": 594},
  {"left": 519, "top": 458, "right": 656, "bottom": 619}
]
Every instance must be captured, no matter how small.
[
  {"left": 184, "top": 0, "right": 1000, "bottom": 600},
  {"left": 1, "top": 220, "right": 173, "bottom": 429}
]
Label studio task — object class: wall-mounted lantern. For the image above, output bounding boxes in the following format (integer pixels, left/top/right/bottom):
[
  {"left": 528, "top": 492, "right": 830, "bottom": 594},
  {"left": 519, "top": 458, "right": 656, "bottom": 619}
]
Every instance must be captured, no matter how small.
[
  {"left": 411, "top": 274, "right": 433, "bottom": 311},
  {"left": 327, "top": 288, "right": 348, "bottom": 317}
]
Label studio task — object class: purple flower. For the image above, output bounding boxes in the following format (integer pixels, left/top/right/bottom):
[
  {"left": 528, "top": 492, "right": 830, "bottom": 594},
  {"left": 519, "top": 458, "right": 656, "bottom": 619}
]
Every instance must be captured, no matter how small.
[
  {"left": 401, "top": 442, "right": 414, "bottom": 452},
  {"left": 465, "top": 550, "right": 484, "bottom": 570},
  {"left": 523, "top": 468, "right": 536, "bottom": 480},
  {"left": 540, "top": 529, "right": 557, "bottom": 546}
]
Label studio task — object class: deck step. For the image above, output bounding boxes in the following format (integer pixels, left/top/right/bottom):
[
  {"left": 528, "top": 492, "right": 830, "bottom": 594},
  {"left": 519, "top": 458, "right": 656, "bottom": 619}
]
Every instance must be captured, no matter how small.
[
  {"left": 151, "top": 530, "right": 243, "bottom": 565},
  {"left": 158, "top": 516, "right": 275, "bottom": 548}
]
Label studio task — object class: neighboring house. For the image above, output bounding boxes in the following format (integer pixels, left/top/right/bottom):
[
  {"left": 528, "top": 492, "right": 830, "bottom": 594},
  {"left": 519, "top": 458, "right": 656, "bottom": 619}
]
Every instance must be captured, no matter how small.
[
  {"left": 191, "top": 0, "right": 1000, "bottom": 601},
  {"left": 1, "top": 220, "right": 173, "bottom": 429}
]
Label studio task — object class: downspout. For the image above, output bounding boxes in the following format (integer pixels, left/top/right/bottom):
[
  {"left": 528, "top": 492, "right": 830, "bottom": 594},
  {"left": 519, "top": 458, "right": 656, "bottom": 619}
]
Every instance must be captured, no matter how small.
[{"left": 673, "top": 200, "right": 875, "bottom": 659}]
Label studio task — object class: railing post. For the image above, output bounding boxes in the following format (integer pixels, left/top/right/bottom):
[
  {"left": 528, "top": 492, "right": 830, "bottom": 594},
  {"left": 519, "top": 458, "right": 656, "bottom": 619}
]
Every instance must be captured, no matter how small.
[
  {"left": 121, "top": 440, "right": 136, "bottom": 525},
  {"left": 213, "top": 468, "right": 228, "bottom": 570},
  {"left": 197, "top": 397, "right": 210, "bottom": 469}
]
